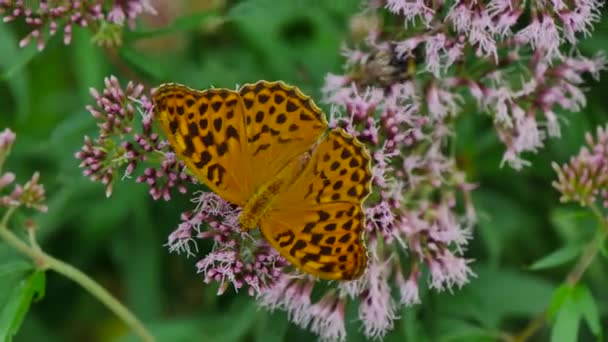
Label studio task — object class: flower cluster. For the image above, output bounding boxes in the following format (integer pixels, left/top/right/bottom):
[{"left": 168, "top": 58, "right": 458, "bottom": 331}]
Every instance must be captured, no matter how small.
[
  {"left": 167, "top": 192, "right": 288, "bottom": 296},
  {"left": 360, "top": 0, "right": 605, "bottom": 170},
  {"left": 75, "top": 76, "right": 195, "bottom": 199},
  {"left": 255, "top": 0, "right": 604, "bottom": 339},
  {"left": 254, "top": 66, "right": 476, "bottom": 342},
  {"left": 0, "top": 129, "right": 47, "bottom": 213},
  {"left": 75, "top": 0, "right": 607, "bottom": 339},
  {"left": 553, "top": 125, "right": 608, "bottom": 208},
  {"left": 0, "top": 0, "right": 155, "bottom": 50}
]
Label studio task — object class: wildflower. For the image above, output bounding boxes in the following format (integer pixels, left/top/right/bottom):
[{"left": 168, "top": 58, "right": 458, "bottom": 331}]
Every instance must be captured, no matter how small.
[
  {"left": 76, "top": 0, "right": 606, "bottom": 335},
  {"left": 257, "top": 275, "right": 315, "bottom": 328},
  {"left": 167, "top": 192, "right": 288, "bottom": 296},
  {"left": 553, "top": 124, "right": 608, "bottom": 207},
  {"left": 0, "top": 128, "right": 16, "bottom": 169},
  {"left": 0, "top": 129, "right": 47, "bottom": 212},
  {"left": 395, "top": 265, "right": 421, "bottom": 306},
  {"left": 0, "top": 0, "right": 155, "bottom": 50},
  {"left": 309, "top": 293, "right": 347, "bottom": 342},
  {"left": 357, "top": 256, "right": 398, "bottom": 339},
  {"left": 75, "top": 76, "right": 194, "bottom": 198}
]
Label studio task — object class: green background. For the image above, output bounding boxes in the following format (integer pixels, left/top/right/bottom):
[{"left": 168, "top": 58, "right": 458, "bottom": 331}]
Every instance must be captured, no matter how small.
[{"left": 1, "top": 0, "right": 607, "bottom": 341}]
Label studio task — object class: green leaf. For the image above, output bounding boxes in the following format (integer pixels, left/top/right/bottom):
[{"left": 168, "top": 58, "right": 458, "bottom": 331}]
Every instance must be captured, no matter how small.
[
  {"left": 551, "top": 292, "right": 580, "bottom": 342},
  {"left": 550, "top": 208, "right": 595, "bottom": 245},
  {"left": 548, "top": 283, "right": 600, "bottom": 342},
  {"left": 0, "top": 271, "right": 46, "bottom": 341},
  {"left": 548, "top": 284, "right": 573, "bottom": 319},
  {"left": 529, "top": 244, "right": 584, "bottom": 271},
  {"left": 437, "top": 265, "right": 555, "bottom": 329},
  {"left": 572, "top": 285, "right": 601, "bottom": 336},
  {"left": 0, "top": 24, "right": 32, "bottom": 121},
  {"left": 473, "top": 190, "right": 544, "bottom": 266},
  {"left": 0, "top": 261, "right": 33, "bottom": 278},
  {"left": 0, "top": 42, "right": 39, "bottom": 81}
]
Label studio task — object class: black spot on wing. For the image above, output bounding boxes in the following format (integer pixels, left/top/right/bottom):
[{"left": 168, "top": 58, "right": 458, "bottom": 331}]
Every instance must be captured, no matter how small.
[
  {"left": 290, "top": 240, "right": 307, "bottom": 256},
  {"left": 195, "top": 151, "right": 212, "bottom": 168},
  {"left": 259, "top": 94, "right": 270, "bottom": 103},
  {"left": 254, "top": 143, "right": 271, "bottom": 156},
  {"left": 286, "top": 101, "right": 298, "bottom": 112},
  {"left": 211, "top": 102, "right": 222, "bottom": 112}
]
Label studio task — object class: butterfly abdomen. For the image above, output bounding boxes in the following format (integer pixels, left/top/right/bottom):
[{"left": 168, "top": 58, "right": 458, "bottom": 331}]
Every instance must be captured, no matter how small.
[{"left": 239, "top": 179, "right": 283, "bottom": 231}]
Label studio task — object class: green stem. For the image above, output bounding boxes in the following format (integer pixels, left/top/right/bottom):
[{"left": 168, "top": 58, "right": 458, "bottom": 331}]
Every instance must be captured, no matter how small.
[
  {"left": 567, "top": 203, "right": 608, "bottom": 285},
  {"left": 0, "top": 211, "right": 155, "bottom": 342},
  {"left": 0, "top": 218, "right": 40, "bottom": 264},
  {"left": 511, "top": 309, "right": 548, "bottom": 342},
  {"left": 43, "top": 253, "right": 155, "bottom": 341}
]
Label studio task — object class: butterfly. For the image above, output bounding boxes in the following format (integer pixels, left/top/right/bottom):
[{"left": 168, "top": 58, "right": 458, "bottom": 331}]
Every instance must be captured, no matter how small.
[{"left": 152, "top": 81, "right": 372, "bottom": 280}]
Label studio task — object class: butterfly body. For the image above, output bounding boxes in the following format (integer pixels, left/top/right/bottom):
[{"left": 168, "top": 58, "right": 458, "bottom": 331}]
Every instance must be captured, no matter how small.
[
  {"left": 153, "top": 81, "right": 372, "bottom": 280},
  {"left": 239, "top": 171, "right": 284, "bottom": 231}
]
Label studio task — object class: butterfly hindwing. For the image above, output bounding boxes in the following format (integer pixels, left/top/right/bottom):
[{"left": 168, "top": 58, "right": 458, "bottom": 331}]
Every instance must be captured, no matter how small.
[
  {"left": 260, "top": 202, "right": 368, "bottom": 280},
  {"left": 261, "top": 129, "right": 372, "bottom": 280}
]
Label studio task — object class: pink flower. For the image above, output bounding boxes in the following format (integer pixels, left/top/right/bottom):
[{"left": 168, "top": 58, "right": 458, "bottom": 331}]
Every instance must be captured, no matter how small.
[
  {"left": 516, "top": 14, "right": 562, "bottom": 62},
  {"left": 166, "top": 193, "right": 287, "bottom": 296},
  {"left": 76, "top": 76, "right": 195, "bottom": 199},
  {"left": 428, "top": 250, "right": 475, "bottom": 292},
  {"left": 385, "top": 0, "right": 434, "bottom": 27},
  {"left": 0, "top": 172, "right": 15, "bottom": 189},
  {"left": 0, "top": 130, "right": 47, "bottom": 212},
  {"left": 257, "top": 275, "right": 315, "bottom": 328},
  {"left": 396, "top": 267, "right": 421, "bottom": 306},
  {"left": 358, "top": 257, "right": 398, "bottom": 339},
  {"left": 426, "top": 82, "right": 462, "bottom": 119},
  {"left": 1, "top": 0, "right": 156, "bottom": 50},
  {"left": 309, "top": 294, "right": 347, "bottom": 342},
  {"left": 0, "top": 128, "right": 16, "bottom": 159},
  {"left": 553, "top": 124, "right": 608, "bottom": 207}
]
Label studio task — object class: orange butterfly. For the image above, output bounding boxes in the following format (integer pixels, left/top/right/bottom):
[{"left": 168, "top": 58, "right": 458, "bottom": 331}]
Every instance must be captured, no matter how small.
[{"left": 153, "top": 81, "right": 372, "bottom": 280}]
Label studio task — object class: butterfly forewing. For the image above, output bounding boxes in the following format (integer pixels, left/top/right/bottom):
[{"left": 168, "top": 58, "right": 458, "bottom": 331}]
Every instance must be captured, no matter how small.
[
  {"left": 238, "top": 81, "right": 327, "bottom": 192},
  {"left": 153, "top": 84, "right": 253, "bottom": 206}
]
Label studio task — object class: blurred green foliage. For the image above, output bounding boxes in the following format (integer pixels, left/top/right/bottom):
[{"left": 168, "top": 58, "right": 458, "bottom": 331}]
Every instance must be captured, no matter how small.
[{"left": 0, "top": 0, "right": 607, "bottom": 341}]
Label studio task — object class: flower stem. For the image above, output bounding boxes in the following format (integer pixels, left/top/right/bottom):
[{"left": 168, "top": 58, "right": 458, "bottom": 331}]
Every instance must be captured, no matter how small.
[
  {"left": 511, "top": 203, "right": 607, "bottom": 342},
  {"left": 567, "top": 203, "right": 608, "bottom": 286},
  {"left": 0, "top": 211, "right": 155, "bottom": 342},
  {"left": 42, "top": 253, "right": 155, "bottom": 341}
]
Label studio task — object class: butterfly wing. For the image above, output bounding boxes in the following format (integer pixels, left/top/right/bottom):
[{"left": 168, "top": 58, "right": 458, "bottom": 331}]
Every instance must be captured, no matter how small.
[
  {"left": 259, "top": 129, "right": 373, "bottom": 280},
  {"left": 238, "top": 81, "right": 327, "bottom": 192},
  {"left": 154, "top": 81, "right": 329, "bottom": 207},
  {"left": 153, "top": 84, "right": 252, "bottom": 206}
]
